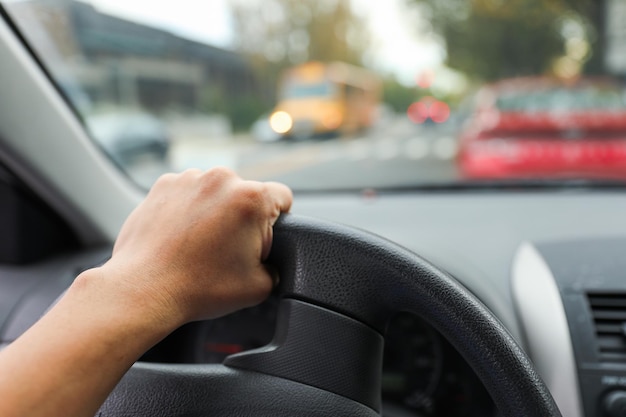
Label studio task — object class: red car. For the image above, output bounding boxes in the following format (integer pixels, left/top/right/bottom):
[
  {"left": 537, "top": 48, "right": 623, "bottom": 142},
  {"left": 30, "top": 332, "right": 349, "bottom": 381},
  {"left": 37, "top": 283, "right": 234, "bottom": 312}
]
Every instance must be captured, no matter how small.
[{"left": 458, "top": 77, "right": 626, "bottom": 180}]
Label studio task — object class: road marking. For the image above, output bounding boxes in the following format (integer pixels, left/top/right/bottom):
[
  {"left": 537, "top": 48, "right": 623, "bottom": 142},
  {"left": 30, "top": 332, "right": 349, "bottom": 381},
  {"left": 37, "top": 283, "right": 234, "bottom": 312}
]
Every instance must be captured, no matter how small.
[
  {"left": 405, "top": 137, "right": 430, "bottom": 160},
  {"left": 347, "top": 140, "right": 370, "bottom": 161},
  {"left": 238, "top": 145, "right": 332, "bottom": 179},
  {"left": 376, "top": 140, "right": 399, "bottom": 160},
  {"left": 432, "top": 136, "right": 458, "bottom": 160},
  {"left": 170, "top": 144, "right": 238, "bottom": 171}
]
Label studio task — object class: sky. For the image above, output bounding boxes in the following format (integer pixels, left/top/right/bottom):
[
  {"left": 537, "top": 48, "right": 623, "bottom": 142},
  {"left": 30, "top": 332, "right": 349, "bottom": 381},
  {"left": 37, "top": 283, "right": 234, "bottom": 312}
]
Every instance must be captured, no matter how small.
[
  {"left": 90, "top": 0, "right": 235, "bottom": 48},
  {"left": 88, "top": 0, "right": 449, "bottom": 87},
  {"left": 351, "top": 0, "right": 445, "bottom": 84}
]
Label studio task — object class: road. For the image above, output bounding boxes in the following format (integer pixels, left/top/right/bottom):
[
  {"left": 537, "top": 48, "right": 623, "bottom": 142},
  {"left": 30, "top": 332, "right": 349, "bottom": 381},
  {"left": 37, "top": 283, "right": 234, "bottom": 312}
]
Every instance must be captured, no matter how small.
[{"left": 127, "top": 117, "right": 461, "bottom": 190}]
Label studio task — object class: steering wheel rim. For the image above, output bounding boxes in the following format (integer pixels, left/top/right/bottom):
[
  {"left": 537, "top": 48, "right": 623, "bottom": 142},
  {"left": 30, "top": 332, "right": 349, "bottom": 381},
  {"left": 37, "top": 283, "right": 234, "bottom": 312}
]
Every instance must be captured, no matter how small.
[{"left": 98, "top": 214, "right": 562, "bottom": 417}]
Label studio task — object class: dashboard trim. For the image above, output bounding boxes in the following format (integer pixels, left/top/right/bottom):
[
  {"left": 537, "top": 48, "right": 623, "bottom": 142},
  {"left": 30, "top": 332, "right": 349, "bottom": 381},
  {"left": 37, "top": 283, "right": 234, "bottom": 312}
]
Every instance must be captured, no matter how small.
[{"left": 512, "top": 242, "right": 582, "bottom": 417}]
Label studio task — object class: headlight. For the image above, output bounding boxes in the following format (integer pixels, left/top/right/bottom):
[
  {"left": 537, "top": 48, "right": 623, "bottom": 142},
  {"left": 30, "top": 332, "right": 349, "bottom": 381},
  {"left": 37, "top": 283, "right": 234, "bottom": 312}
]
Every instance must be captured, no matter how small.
[{"left": 269, "top": 111, "right": 293, "bottom": 134}]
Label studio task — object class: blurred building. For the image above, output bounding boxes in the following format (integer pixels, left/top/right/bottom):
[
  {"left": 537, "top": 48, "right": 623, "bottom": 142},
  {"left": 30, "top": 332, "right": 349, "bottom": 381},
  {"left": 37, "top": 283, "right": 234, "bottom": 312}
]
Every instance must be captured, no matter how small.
[{"left": 7, "top": 0, "right": 256, "bottom": 113}]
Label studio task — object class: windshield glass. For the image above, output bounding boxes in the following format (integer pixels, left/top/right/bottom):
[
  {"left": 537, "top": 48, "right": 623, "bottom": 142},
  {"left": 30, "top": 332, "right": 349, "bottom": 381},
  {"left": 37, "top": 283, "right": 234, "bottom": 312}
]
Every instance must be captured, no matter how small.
[
  {"left": 3, "top": 0, "right": 625, "bottom": 190},
  {"left": 494, "top": 86, "right": 626, "bottom": 112},
  {"left": 282, "top": 81, "right": 337, "bottom": 99}
]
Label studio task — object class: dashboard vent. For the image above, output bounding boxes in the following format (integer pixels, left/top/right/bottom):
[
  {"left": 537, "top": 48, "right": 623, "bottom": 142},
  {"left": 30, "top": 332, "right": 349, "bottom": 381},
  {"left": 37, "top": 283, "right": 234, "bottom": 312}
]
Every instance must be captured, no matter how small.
[{"left": 588, "top": 293, "right": 626, "bottom": 362}]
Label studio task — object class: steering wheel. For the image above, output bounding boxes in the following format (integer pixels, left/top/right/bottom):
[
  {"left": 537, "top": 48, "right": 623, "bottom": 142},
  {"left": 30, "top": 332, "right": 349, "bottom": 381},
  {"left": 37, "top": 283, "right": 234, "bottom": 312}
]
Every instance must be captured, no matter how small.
[{"left": 98, "top": 214, "right": 561, "bottom": 417}]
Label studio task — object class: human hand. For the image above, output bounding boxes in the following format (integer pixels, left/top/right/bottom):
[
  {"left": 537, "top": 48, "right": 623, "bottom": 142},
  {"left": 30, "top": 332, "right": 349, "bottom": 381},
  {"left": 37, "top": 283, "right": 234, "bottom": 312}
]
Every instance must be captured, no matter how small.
[
  {"left": 0, "top": 167, "right": 292, "bottom": 417},
  {"left": 92, "top": 167, "right": 293, "bottom": 327}
]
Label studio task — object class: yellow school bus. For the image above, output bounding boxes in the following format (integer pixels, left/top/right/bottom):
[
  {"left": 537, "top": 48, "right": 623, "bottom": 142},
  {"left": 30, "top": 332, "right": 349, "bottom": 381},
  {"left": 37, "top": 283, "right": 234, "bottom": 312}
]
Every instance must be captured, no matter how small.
[{"left": 269, "top": 61, "right": 381, "bottom": 138}]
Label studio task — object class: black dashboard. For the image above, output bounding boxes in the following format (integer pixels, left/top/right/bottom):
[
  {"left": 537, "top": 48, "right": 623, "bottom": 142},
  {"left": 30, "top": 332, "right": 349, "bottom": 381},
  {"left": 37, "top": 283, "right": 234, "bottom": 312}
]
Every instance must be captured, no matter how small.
[
  {"left": 531, "top": 238, "right": 626, "bottom": 417},
  {"left": 3, "top": 189, "right": 626, "bottom": 417},
  {"left": 143, "top": 296, "right": 494, "bottom": 417}
]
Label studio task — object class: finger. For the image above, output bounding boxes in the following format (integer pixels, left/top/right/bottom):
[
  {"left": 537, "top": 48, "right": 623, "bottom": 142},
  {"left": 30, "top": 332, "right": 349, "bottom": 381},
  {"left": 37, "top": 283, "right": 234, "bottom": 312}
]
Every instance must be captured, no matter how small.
[
  {"left": 238, "top": 266, "right": 276, "bottom": 310},
  {"left": 261, "top": 220, "right": 275, "bottom": 261},
  {"left": 260, "top": 182, "right": 292, "bottom": 261},
  {"left": 265, "top": 264, "right": 280, "bottom": 287},
  {"left": 264, "top": 181, "right": 293, "bottom": 215}
]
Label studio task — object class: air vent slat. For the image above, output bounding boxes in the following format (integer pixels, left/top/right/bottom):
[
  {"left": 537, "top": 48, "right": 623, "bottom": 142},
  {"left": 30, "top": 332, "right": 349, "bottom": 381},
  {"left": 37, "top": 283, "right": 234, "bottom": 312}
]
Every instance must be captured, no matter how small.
[
  {"left": 599, "top": 353, "right": 626, "bottom": 363},
  {"left": 596, "top": 323, "right": 625, "bottom": 334},
  {"left": 587, "top": 293, "right": 626, "bottom": 363},
  {"left": 588, "top": 296, "right": 626, "bottom": 308},
  {"left": 597, "top": 335, "right": 626, "bottom": 351},
  {"left": 592, "top": 310, "right": 626, "bottom": 321}
]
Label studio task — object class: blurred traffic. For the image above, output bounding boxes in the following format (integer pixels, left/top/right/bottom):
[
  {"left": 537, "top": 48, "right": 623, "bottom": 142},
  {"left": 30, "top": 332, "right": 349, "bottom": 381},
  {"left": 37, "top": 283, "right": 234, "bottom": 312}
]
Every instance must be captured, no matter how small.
[
  {"left": 5, "top": 0, "right": 625, "bottom": 190},
  {"left": 457, "top": 77, "right": 626, "bottom": 180}
]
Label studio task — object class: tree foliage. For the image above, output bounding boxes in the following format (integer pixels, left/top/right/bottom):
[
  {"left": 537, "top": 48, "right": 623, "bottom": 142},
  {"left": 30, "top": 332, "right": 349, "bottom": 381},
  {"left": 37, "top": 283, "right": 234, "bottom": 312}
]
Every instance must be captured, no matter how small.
[
  {"left": 227, "top": 0, "right": 369, "bottom": 103},
  {"left": 382, "top": 79, "right": 418, "bottom": 113},
  {"left": 229, "top": 0, "right": 368, "bottom": 67},
  {"left": 413, "top": 0, "right": 602, "bottom": 81}
]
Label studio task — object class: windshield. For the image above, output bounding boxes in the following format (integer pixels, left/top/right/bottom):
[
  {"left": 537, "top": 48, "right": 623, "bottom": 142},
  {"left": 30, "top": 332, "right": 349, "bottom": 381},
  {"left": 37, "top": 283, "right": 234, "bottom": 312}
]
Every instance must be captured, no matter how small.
[
  {"left": 282, "top": 81, "right": 337, "bottom": 99},
  {"left": 494, "top": 86, "right": 626, "bottom": 112},
  {"left": 3, "top": 0, "right": 626, "bottom": 190}
]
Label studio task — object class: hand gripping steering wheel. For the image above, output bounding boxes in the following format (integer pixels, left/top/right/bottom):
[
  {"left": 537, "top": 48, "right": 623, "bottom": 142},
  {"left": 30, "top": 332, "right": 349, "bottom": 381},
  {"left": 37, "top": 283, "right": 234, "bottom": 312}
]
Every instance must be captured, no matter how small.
[{"left": 98, "top": 214, "right": 562, "bottom": 417}]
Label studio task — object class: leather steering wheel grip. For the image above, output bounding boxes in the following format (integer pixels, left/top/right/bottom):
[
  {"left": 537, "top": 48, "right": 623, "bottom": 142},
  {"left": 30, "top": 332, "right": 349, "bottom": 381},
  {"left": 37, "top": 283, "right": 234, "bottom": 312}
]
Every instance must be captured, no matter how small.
[{"left": 98, "top": 214, "right": 562, "bottom": 417}]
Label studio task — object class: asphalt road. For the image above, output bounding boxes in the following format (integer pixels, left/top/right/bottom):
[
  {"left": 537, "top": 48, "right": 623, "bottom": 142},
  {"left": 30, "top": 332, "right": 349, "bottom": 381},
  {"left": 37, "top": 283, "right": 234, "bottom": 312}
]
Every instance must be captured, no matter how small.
[{"left": 126, "top": 117, "right": 461, "bottom": 191}]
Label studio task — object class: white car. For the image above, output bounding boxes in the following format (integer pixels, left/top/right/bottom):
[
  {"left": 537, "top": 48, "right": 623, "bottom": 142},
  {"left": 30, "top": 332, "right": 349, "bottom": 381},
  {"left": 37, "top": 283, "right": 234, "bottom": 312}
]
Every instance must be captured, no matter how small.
[{"left": 85, "top": 111, "right": 170, "bottom": 165}]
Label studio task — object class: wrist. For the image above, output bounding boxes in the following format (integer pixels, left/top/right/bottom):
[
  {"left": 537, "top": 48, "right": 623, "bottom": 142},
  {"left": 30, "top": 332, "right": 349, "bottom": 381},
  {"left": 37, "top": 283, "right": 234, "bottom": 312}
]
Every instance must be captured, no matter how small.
[
  {"left": 68, "top": 267, "right": 184, "bottom": 346},
  {"left": 0, "top": 267, "right": 183, "bottom": 417}
]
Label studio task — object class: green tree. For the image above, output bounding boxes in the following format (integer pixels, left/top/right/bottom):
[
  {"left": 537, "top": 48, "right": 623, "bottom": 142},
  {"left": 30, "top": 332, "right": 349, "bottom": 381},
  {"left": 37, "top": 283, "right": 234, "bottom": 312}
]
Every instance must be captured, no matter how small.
[
  {"left": 200, "top": 85, "right": 267, "bottom": 132},
  {"left": 382, "top": 78, "right": 418, "bottom": 113},
  {"left": 227, "top": 0, "right": 370, "bottom": 105},
  {"left": 412, "top": 0, "right": 601, "bottom": 81},
  {"left": 229, "top": 0, "right": 368, "bottom": 66},
  {"left": 566, "top": 0, "right": 605, "bottom": 74}
]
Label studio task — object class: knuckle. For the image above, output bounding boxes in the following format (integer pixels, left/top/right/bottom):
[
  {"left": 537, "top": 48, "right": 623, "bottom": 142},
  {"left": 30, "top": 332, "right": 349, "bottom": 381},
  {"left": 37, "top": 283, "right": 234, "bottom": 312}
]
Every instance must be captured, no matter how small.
[
  {"left": 232, "top": 184, "right": 268, "bottom": 218},
  {"left": 151, "top": 172, "right": 178, "bottom": 189},
  {"left": 206, "top": 166, "right": 237, "bottom": 181},
  {"left": 196, "top": 167, "right": 238, "bottom": 195},
  {"left": 181, "top": 168, "right": 203, "bottom": 178},
  {"left": 157, "top": 172, "right": 178, "bottom": 182}
]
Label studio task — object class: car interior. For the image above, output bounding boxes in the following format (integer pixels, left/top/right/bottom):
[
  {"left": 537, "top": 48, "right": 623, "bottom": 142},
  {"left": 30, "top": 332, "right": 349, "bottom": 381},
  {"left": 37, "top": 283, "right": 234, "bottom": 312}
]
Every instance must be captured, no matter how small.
[{"left": 1, "top": 1, "right": 626, "bottom": 416}]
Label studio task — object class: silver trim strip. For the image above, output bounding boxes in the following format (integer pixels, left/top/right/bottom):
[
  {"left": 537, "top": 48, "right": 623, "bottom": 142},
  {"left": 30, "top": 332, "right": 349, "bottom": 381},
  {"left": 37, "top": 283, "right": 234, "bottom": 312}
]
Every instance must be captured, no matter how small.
[{"left": 512, "top": 242, "right": 582, "bottom": 417}]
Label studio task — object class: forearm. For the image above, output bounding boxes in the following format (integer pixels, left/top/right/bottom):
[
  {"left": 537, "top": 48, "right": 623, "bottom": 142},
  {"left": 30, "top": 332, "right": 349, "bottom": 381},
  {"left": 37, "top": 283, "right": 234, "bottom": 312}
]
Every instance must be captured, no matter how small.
[
  {"left": 0, "top": 268, "right": 179, "bottom": 417},
  {"left": 0, "top": 169, "right": 292, "bottom": 417}
]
